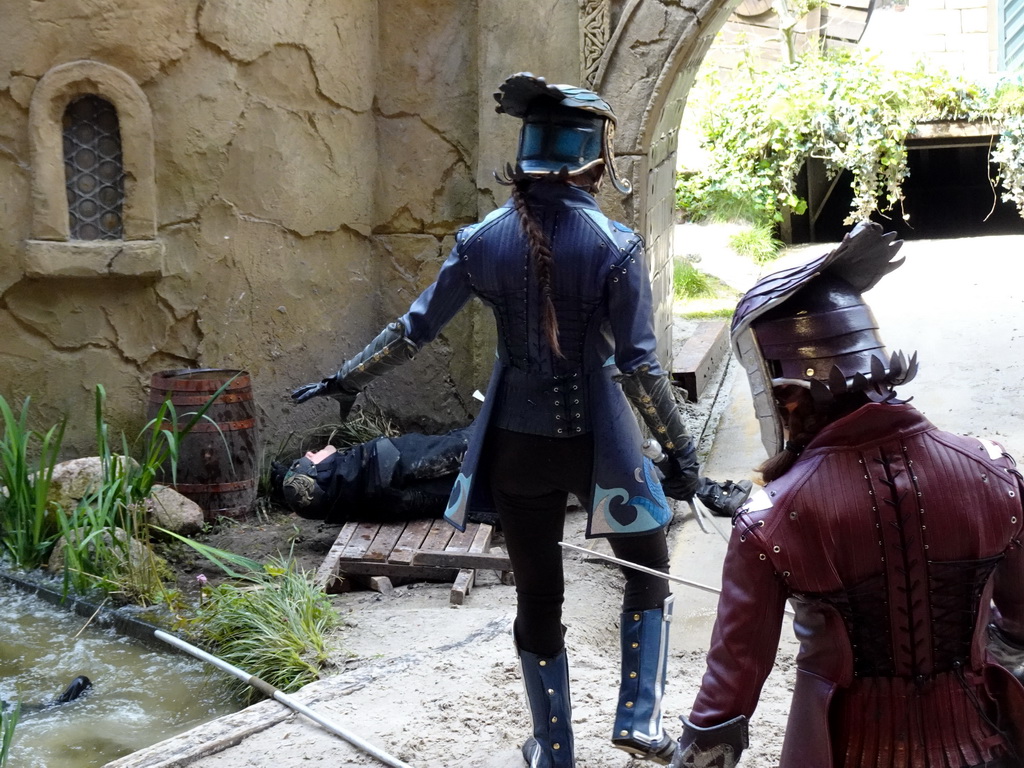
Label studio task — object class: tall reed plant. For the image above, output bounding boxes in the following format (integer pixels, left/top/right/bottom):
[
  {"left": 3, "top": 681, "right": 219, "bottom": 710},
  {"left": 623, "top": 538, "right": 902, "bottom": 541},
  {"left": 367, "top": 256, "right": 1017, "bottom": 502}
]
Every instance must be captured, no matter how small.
[
  {"left": 56, "top": 382, "right": 234, "bottom": 604},
  {"left": 0, "top": 396, "right": 65, "bottom": 570},
  {"left": 0, "top": 701, "right": 18, "bottom": 768}
]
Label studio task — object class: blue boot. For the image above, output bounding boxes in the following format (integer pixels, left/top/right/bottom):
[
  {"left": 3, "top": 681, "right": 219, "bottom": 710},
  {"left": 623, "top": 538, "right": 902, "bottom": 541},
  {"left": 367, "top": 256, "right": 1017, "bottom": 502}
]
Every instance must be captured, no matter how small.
[
  {"left": 517, "top": 644, "right": 575, "bottom": 768},
  {"left": 612, "top": 595, "right": 675, "bottom": 764}
]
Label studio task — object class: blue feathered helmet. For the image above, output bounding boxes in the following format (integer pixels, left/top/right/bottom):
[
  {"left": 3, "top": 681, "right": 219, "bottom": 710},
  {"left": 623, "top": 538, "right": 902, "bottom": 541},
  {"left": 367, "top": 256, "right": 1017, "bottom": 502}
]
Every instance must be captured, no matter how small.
[{"left": 494, "top": 72, "right": 631, "bottom": 194}]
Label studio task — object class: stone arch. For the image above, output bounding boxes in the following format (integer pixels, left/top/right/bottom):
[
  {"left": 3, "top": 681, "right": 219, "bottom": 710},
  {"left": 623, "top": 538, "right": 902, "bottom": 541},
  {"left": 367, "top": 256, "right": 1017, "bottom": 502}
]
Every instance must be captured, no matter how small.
[
  {"left": 25, "top": 60, "right": 163, "bottom": 277},
  {"left": 594, "top": 0, "right": 738, "bottom": 360}
]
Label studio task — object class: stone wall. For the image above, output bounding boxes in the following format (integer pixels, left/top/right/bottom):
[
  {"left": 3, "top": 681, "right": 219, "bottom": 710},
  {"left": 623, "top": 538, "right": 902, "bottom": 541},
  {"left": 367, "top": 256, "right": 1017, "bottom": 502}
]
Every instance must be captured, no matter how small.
[
  {"left": 0, "top": 0, "right": 739, "bottom": 470},
  {"left": 860, "top": 0, "right": 999, "bottom": 77},
  {"left": 0, "top": 0, "right": 586, "bottom": 457}
]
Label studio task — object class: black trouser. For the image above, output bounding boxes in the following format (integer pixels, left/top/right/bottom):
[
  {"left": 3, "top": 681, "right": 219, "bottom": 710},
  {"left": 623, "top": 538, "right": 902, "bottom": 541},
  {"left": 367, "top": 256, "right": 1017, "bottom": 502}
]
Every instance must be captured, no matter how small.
[{"left": 487, "top": 428, "right": 671, "bottom": 657}]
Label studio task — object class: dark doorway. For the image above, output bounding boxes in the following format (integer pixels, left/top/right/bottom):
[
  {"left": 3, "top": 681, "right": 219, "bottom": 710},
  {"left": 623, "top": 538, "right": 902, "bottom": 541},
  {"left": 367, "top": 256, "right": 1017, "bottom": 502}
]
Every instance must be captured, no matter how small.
[{"left": 787, "top": 135, "right": 1024, "bottom": 243}]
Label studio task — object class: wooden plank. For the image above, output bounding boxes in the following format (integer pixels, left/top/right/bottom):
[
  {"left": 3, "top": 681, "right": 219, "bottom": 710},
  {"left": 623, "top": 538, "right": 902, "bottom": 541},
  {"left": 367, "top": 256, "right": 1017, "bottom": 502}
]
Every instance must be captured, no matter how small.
[
  {"left": 450, "top": 568, "right": 475, "bottom": 605},
  {"left": 364, "top": 575, "right": 394, "bottom": 594},
  {"left": 336, "top": 561, "right": 460, "bottom": 580},
  {"left": 339, "top": 522, "right": 381, "bottom": 560},
  {"left": 390, "top": 519, "right": 435, "bottom": 564},
  {"left": 445, "top": 524, "right": 479, "bottom": 553},
  {"left": 420, "top": 518, "right": 457, "bottom": 552},
  {"left": 363, "top": 522, "right": 407, "bottom": 562},
  {"left": 468, "top": 523, "right": 492, "bottom": 554},
  {"left": 448, "top": 524, "right": 492, "bottom": 604},
  {"left": 314, "top": 522, "right": 360, "bottom": 591},
  {"left": 672, "top": 320, "right": 729, "bottom": 402},
  {"left": 411, "top": 550, "right": 513, "bottom": 570}
]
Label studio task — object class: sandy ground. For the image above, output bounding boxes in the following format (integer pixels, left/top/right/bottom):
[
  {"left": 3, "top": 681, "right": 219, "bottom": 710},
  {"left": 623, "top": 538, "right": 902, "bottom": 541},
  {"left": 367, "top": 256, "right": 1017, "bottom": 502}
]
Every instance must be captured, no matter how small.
[{"left": 108, "top": 227, "right": 1024, "bottom": 768}]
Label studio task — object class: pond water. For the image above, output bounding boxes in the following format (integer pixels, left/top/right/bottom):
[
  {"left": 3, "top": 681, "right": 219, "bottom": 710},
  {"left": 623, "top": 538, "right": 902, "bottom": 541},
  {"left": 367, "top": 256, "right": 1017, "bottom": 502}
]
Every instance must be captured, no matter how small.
[{"left": 0, "top": 582, "right": 241, "bottom": 767}]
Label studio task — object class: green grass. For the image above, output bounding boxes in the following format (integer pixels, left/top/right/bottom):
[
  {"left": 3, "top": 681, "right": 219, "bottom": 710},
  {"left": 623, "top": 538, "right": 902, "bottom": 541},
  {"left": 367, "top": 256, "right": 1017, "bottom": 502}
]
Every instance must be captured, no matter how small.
[
  {"left": 672, "top": 256, "right": 739, "bottom": 319},
  {"left": 188, "top": 558, "right": 340, "bottom": 701},
  {"left": 681, "top": 307, "right": 735, "bottom": 320},
  {"left": 55, "top": 382, "right": 236, "bottom": 605},
  {"left": 728, "top": 223, "right": 784, "bottom": 265},
  {"left": 673, "top": 260, "right": 717, "bottom": 301}
]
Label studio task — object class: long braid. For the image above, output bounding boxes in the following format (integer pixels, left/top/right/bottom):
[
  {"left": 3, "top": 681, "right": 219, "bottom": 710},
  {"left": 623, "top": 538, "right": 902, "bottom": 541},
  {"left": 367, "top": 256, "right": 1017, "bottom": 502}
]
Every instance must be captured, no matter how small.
[{"left": 510, "top": 180, "right": 563, "bottom": 358}]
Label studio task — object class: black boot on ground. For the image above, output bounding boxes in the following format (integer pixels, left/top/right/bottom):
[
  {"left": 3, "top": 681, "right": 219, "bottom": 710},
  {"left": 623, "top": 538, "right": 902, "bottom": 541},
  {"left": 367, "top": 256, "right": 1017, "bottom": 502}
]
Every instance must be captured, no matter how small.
[{"left": 695, "top": 478, "right": 753, "bottom": 518}]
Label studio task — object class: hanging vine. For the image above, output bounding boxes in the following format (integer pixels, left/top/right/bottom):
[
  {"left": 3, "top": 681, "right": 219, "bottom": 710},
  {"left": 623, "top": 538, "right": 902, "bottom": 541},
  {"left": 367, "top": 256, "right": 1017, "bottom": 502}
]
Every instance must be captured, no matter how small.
[{"left": 676, "top": 48, "right": 1024, "bottom": 227}]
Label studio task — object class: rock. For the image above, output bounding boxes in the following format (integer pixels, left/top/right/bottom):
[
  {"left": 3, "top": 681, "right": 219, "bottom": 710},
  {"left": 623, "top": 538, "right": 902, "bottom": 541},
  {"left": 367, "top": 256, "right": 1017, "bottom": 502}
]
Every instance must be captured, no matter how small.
[
  {"left": 147, "top": 485, "right": 205, "bottom": 536},
  {"left": 42, "top": 458, "right": 202, "bottom": 536},
  {"left": 47, "top": 456, "right": 138, "bottom": 514}
]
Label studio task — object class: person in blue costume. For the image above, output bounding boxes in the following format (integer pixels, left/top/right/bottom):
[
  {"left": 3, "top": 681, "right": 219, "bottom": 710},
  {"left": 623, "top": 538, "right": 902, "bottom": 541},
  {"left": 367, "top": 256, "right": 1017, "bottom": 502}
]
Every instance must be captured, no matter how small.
[{"left": 292, "top": 73, "right": 751, "bottom": 767}]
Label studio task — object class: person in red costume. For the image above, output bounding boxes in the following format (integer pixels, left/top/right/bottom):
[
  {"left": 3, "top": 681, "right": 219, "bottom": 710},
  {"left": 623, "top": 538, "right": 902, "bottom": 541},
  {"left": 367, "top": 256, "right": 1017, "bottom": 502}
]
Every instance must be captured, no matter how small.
[{"left": 670, "top": 222, "right": 1024, "bottom": 768}]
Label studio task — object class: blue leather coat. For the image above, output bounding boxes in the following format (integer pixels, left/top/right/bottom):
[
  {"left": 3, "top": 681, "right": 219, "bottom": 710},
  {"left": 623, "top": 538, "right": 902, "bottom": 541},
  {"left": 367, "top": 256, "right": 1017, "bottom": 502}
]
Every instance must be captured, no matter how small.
[{"left": 398, "top": 181, "right": 672, "bottom": 538}]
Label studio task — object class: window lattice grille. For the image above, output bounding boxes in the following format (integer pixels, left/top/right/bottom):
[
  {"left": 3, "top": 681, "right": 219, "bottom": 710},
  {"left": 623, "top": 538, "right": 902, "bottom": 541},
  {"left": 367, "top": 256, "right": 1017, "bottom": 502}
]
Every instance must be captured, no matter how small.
[{"left": 63, "top": 95, "right": 125, "bottom": 240}]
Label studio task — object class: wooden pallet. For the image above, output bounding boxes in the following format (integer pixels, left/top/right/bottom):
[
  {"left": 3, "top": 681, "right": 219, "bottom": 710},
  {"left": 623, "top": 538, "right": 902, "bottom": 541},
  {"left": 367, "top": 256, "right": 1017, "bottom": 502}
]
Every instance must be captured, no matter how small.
[{"left": 314, "top": 519, "right": 513, "bottom": 605}]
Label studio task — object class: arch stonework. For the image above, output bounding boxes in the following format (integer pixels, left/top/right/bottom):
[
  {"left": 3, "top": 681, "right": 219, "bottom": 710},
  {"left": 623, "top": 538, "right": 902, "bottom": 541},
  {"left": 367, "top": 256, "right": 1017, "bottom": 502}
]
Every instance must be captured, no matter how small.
[{"left": 592, "top": 0, "right": 739, "bottom": 362}]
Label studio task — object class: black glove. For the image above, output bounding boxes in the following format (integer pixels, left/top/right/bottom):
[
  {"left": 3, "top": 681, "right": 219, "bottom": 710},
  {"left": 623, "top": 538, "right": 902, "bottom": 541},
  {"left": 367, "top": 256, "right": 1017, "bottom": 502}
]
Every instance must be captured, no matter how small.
[
  {"left": 658, "top": 441, "right": 700, "bottom": 501},
  {"left": 620, "top": 366, "right": 700, "bottom": 500},
  {"left": 291, "top": 321, "right": 417, "bottom": 418},
  {"left": 291, "top": 378, "right": 359, "bottom": 420},
  {"left": 291, "top": 376, "right": 356, "bottom": 401}
]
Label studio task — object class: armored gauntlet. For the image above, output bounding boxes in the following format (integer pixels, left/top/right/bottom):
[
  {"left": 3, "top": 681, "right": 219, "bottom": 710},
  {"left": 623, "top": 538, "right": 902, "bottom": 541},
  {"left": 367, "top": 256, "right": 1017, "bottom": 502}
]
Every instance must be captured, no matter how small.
[
  {"left": 291, "top": 321, "right": 418, "bottom": 419},
  {"left": 988, "top": 623, "right": 1024, "bottom": 683},
  {"left": 669, "top": 715, "right": 748, "bottom": 768},
  {"left": 617, "top": 366, "right": 699, "bottom": 501}
]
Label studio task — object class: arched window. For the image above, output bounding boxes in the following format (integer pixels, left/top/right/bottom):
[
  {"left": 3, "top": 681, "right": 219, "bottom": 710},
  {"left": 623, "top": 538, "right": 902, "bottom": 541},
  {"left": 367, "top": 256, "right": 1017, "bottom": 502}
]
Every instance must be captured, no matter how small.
[
  {"left": 63, "top": 95, "right": 126, "bottom": 240},
  {"left": 25, "top": 61, "right": 163, "bottom": 278}
]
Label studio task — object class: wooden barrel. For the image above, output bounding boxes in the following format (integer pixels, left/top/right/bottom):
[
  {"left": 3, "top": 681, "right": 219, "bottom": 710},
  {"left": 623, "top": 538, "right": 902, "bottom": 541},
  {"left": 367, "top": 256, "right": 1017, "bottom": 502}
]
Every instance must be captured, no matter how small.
[{"left": 147, "top": 368, "right": 259, "bottom": 520}]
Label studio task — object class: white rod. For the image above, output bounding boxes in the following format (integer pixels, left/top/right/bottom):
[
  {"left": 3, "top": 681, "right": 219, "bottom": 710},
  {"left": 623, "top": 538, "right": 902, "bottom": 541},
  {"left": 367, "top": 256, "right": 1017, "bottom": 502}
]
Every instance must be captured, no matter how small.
[
  {"left": 154, "top": 630, "right": 416, "bottom": 768},
  {"left": 558, "top": 541, "right": 795, "bottom": 617},
  {"left": 559, "top": 542, "right": 723, "bottom": 596}
]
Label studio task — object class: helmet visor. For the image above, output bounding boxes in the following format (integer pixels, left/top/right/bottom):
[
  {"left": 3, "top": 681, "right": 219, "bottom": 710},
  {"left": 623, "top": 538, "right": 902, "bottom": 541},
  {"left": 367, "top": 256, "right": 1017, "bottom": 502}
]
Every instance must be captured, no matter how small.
[{"left": 518, "top": 107, "right": 605, "bottom": 174}]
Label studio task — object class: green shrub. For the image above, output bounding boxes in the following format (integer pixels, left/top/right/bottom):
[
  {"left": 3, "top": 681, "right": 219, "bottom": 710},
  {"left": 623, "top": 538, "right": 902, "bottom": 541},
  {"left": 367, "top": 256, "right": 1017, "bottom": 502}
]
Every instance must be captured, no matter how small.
[
  {"left": 189, "top": 558, "right": 340, "bottom": 701},
  {"left": 56, "top": 383, "right": 234, "bottom": 605}
]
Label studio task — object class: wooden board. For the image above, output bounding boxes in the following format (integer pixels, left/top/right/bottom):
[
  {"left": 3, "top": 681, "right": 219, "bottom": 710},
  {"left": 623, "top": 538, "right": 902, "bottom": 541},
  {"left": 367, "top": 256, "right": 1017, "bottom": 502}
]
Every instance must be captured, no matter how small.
[
  {"left": 672, "top": 320, "right": 729, "bottom": 402},
  {"left": 316, "top": 520, "right": 513, "bottom": 603}
]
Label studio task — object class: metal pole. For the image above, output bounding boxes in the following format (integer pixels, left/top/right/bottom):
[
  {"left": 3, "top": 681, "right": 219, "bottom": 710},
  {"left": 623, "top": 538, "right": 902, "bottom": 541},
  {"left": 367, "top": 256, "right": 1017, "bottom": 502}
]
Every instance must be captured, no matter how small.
[
  {"left": 558, "top": 541, "right": 795, "bottom": 617},
  {"left": 559, "top": 541, "right": 723, "bottom": 597},
  {"left": 154, "top": 630, "right": 417, "bottom": 768}
]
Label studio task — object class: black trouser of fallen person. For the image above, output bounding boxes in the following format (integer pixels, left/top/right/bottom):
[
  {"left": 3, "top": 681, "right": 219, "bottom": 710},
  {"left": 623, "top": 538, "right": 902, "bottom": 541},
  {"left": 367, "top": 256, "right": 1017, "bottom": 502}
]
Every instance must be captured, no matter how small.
[{"left": 270, "top": 428, "right": 472, "bottom": 525}]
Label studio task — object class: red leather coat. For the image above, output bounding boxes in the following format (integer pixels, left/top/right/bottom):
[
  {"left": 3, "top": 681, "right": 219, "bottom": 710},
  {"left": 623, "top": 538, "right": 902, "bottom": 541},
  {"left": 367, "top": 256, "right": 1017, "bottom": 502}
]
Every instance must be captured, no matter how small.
[{"left": 689, "top": 402, "right": 1024, "bottom": 767}]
